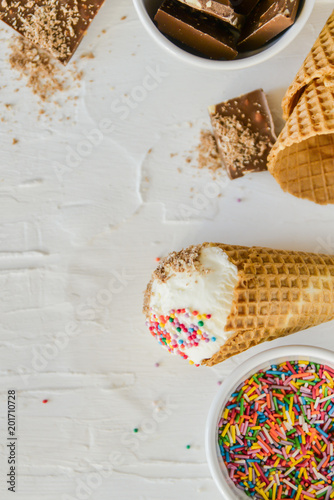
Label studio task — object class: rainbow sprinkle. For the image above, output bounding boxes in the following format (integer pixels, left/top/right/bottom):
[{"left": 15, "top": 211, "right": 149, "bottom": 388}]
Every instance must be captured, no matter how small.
[
  {"left": 147, "top": 308, "right": 214, "bottom": 366},
  {"left": 218, "top": 361, "right": 334, "bottom": 500}
]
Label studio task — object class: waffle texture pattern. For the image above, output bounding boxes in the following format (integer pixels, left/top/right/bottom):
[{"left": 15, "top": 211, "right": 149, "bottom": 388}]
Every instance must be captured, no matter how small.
[
  {"left": 268, "top": 79, "right": 334, "bottom": 205},
  {"left": 268, "top": 11, "right": 334, "bottom": 205},
  {"left": 282, "top": 10, "right": 334, "bottom": 120},
  {"left": 203, "top": 243, "right": 334, "bottom": 366}
]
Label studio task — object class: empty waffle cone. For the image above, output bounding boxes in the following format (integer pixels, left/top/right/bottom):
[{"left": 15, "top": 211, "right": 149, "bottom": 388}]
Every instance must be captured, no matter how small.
[
  {"left": 282, "top": 9, "right": 334, "bottom": 120},
  {"left": 204, "top": 244, "right": 334, "bottom": 366},
  {"left": 144, "top": 243, "right": 334, "bottom": 367},
  {"left": 268, "top": 78, "right": 334, "bottom": 205}
]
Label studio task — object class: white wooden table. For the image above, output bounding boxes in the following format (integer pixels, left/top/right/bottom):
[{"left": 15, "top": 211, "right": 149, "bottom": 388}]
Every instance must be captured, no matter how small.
[{"left": 0, "top": 1, "right": 333, "bottom": 498}]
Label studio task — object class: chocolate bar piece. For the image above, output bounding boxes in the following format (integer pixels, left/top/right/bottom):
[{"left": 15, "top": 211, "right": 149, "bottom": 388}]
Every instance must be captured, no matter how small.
[
  {"left": 154, "top": 0, "right": 238, "bottom": 60},
  {"left": 230, "top": 0, "right": 260, "bottom": 16},
  {"left": 175, "top": 0, "right": 245, "bottom": 31},
  {"left": 208, "top": 89, "right": 277, "bottom": 179},
  {"left": 0, "top": 0, "right": 106, "bottom": 64},
  {"left": 238, "top": 0, "right": 301, "bottom": 52}
]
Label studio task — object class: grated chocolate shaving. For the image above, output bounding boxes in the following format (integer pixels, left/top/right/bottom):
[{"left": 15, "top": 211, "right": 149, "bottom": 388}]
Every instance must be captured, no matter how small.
[
  {"left": 153, "top": 245, "right": 203, "bottom": 282},
  {"left": 9, "top": 35, "right": 83, "bottom": 102},
  {"left": 197, "top": 129, "right": 223, "bottom": 175},
  {"left": 212, "top": 113, "right": 269, "bottom": 174},
  {"left": 143, "top": 245, "right": 204, "bottom": 316},
  {"left": 0, "top": 0, "right": 105, "bottom": 64}
]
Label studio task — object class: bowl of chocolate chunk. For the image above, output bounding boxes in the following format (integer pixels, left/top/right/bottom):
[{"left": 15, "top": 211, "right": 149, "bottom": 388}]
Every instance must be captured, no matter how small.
[{"left": 133, "top": 0, "right": 315, "bottom": 69}]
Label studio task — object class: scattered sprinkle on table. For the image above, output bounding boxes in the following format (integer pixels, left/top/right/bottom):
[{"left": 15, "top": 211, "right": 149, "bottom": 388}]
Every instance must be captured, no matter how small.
[
  {"left": 42, "top": 399, "right": 48, "bottom": 404},
  {"left": 218, "top": 360, "right": 334, "bottom": 500},
  {"left": 133, "top": 428, "right": 139, "bottom": 433}
]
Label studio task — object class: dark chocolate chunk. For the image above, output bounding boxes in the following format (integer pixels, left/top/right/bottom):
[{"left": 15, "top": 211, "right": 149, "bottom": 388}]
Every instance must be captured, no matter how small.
[
  {"left": 0, "top": 0, "right": 106, "bottom": 64},
  {"left": 154, "top": 0, "right": 238, "bottom": 60},
  {"left": 208, "top": 89, "right": 277, "bottom": 179},
  {"left": 238, "top": 0, "right": 301, "bottom": 52},
  {"left": 230, "top": 0, "right": 260, "bottom": 16},
  {"left": 175, "top": 0, "right": 245, "bottom": 31}
]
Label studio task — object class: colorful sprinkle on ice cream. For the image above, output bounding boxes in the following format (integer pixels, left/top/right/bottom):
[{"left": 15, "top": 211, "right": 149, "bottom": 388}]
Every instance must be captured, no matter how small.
[{"left": 147, "top": 308, "right": 215, "bottom": 366}]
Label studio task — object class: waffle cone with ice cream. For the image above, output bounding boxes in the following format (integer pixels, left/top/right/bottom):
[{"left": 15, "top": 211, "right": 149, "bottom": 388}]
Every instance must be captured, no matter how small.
[
  {"left": 144, "top": 243, "right": 334, "bottom": 366},
  {"left": 268, "top": 10, "right": 334, "bottom": 205}
]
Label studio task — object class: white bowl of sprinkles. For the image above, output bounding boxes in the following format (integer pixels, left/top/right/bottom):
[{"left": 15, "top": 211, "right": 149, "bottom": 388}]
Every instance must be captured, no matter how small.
[{"left": 206, "top": 345, "right": 334, "bottom": 499}]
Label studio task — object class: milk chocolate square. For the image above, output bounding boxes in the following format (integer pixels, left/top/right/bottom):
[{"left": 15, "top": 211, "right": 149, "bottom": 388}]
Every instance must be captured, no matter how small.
[
  {"left": 231, "top": 0, "right": 260, "bottom": 16},
  {"left": 238, "top": 0, "right": 301, "bottom": 52},
  {"left": 154, "top": 0, "right": 238, "bottom": 60},
  {"left": 175, "top": 0, "right": 245, "bottom": 31},
  {"left": 209, "top": 89, "right": 277, "bottom": 179},
  {"left": 0, "top": 0, "right": 106, "bottom": 64}
]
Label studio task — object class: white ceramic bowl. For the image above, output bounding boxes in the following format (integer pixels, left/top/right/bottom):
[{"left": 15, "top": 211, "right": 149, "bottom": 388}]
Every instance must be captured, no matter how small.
[
  {"left": 206, "top": 345, "right": 334, "bottom": 499},
  {"left": 133, "top": 0, "right": 315, "bottom": 70}
]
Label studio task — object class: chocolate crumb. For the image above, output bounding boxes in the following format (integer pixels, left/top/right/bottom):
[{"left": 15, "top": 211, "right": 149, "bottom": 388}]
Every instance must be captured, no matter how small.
[
  {"left": 212, "top": 114, "right": 268, "bottom": 174},
  {"left": 0, "top": 0, "right": 106, "bottom": 64},
  {"left": 153, "top": 245, "right": 202, "bottom": 282},
  {"left": 8, "top": 36, "right": 83, "bottom": 102},
  {"left": 80, "top": 51, "right": 94, "bottom": 59},
  {"left": 196, "top": 129, "right": 223, "bottom": 176}
]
